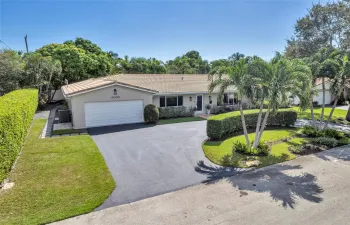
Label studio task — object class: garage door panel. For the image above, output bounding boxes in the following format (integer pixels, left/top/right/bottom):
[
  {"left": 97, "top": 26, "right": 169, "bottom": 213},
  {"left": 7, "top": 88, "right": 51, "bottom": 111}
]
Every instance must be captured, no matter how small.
[{"left": 85, "top": 100, "right": 144, "bottom": 127}]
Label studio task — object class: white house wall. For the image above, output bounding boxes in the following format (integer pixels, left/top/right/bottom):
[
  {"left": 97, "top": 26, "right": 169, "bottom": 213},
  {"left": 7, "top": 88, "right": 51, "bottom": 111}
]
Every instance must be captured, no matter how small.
[{"left": 69, "top": 84, "right": 153, "bottom": 129}]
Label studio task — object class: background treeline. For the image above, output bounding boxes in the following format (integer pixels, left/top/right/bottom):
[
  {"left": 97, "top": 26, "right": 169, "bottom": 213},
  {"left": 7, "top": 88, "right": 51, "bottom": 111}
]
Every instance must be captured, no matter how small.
[{"left": 1, "top": 0, "right": 349, "bottom": 98}]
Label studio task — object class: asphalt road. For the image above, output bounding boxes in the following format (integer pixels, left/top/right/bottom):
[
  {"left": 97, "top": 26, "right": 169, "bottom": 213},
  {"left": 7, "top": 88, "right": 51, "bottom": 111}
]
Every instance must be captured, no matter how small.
[
  {"left": 54, "top": 145, "right": 350, "bottom": 225},
  {"left": 88, "top": 121, "right": 244, "bottom": 210}
]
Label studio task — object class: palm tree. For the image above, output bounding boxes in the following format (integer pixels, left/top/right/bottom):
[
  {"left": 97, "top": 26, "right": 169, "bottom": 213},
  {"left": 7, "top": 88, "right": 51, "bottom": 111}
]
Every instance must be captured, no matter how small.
[
  {"left": 247, "top": 57, "right": 312, "bottom": 147},
  {"left": 325, "top": 53, "right": 350, "bottom": 129},
  {"left": 208, "top": 58, "right": 251, "bottom": 146},
  {"left": 308, "top": 48, "right": 340, "bottom": 128}
]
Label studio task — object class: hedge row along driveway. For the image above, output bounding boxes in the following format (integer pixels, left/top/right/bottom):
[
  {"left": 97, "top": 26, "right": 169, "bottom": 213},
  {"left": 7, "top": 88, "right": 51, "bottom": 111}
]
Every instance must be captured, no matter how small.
[
  {"left": 0, "top": 119, "right": 115, "bottom": 225},
  {"left": 0, "top": 89, "right": 38, "bottom": 182},
  {"left": 207, "top": 109, "right": 297, "bottom": 140}
]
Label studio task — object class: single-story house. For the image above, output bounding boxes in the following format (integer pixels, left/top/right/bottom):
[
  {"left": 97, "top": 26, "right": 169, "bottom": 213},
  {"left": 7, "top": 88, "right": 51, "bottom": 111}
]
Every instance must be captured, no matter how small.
[
  {"left": 293, "top": 78, "right": 336, "bottom": 105},
  {"left": 61, "top": 74, "right": 246, "bottom": 129}
]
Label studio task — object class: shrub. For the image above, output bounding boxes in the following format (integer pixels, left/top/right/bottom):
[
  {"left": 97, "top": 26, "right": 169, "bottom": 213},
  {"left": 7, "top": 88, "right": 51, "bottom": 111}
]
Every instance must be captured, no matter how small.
[
  {"left": 158, "top": 106, "right": 195, "bottom": 119},
  {"left": 324, "top": 128, "right": 343, "bottom": 139},
  {"left": 0, "top": 89, "right": 38, "bottom": 182},
  {"left": 232, "top": 141, "right": 270, "bottom": 156},
  {"left": 312, "top": 101, "right": 319, "bottom": 107},
  {"left": 207, "top": 109, "right": 297, "bottom": 140},
  {"left": 144, "top": 104, "right": 159, "bottom": 124},
  {"left": 289, "top": 143, "right": 327, "bottom": 155},
  {"left": 310, "top": 137, "right": 338, "bottom": 147},
  {"left": 301, "top": 126, "right": 323, "bottom": 137}
]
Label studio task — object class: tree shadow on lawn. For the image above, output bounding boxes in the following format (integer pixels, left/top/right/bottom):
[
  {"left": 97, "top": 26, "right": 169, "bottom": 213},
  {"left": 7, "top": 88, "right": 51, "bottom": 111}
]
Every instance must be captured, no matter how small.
[{"left": 195, "top": 158, "right": 324, "bottom": 209}]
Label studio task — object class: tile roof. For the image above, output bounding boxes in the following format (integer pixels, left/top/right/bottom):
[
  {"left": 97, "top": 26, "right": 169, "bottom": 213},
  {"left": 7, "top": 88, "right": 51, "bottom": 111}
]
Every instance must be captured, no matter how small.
[{"left": 62, "top": 74, "right": 235, "bottom": 97}]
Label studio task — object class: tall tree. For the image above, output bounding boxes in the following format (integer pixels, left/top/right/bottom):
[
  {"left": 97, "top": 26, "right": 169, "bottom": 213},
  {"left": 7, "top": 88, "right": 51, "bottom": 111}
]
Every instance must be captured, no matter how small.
[
  {"left": 167, "top": 50, "right": 210, "bottom": 74},
  {"left": 246, "top": 57, "right": 311, "bottom": 147},
  {"left": 307, "top": 47, "right": 341, "bottom": 127},
  {"left": 0, "top": 50, "right": 24, "bottom": 94},
  {"left": 208, "top": 59, "right": 251, "bottom": 145},
  {"left": 285, "top": 0, "right": 350, "bottom": 58}
]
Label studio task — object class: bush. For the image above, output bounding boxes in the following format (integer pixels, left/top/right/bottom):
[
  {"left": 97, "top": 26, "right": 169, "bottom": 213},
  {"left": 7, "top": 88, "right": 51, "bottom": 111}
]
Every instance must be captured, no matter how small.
[
  {"left": 207, "top": 109, "right": 297, "bottom": 140},
  {"left": 310, "top": 137, "right": 338, "bottom": 147},
  {"left": 158, "top": 106, "right": 195, "bottom": 119},
  {"left": 144, "top": 104, "right": 159, "bottom": 124},
  {"left": 301, "top": 126, "right": 324, "bottom": 137},
  {"left": 232, "top": 141, "right": 270, "bottom": 156},
  {"left": 324, "top": 128, "right": 343, "bottom": 139},
  {"left": 0, "top": 89, "right": 38, "bottom": 182},
  {"left": 313, "top": 101, "right": 319, "bottom": 107}
]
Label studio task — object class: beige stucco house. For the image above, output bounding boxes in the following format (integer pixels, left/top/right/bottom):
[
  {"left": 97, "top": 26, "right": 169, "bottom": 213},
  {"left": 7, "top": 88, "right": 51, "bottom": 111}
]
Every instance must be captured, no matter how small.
[{"left": 61, "top": 74, "right": 242, "bottom": 129}]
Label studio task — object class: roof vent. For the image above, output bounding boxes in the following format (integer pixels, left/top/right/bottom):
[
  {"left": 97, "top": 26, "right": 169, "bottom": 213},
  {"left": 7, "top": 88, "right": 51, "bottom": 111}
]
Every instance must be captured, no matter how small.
[{"left": 181, "top": 77, "right": 184, "bottom": 80}]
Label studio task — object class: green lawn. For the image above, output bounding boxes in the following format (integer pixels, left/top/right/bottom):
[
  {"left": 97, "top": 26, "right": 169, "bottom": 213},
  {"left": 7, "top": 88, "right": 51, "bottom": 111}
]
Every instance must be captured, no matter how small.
[
  {"left": 203, "top": 129, "right": 308, "bottom": 168},
  {"left": 159, "top": 116, "right": 206, "bottom": 125},
  {"left": 292, "top": 106, "right": 347, "bottom": 121},
  {"left": 0, "top": 119, "right": 115, "bottom": 225}
]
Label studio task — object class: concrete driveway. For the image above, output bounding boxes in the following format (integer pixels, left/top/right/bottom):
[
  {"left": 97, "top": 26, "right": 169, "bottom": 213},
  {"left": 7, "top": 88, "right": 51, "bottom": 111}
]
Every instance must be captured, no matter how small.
[
  {"left": 53, "top": 145, "right": 350, "bottom": 225},
  {"left": 88, "top": 121, "right": 242, "bottom": 210}
]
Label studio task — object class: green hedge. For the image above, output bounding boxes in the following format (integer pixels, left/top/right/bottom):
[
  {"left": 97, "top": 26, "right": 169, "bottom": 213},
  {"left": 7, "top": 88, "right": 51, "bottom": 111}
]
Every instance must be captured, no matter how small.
[
  {"left": 144, "top": 104, "right": 159, "bottom": 124},
  {"left": 207, "top": 109, "right": 297, "bottom": 140},
  {"left": 0, "top": 89, "right": 38, "bottom": 182},
  {"left": 158, "top": 106, "right": 195, "bottom": 119}
]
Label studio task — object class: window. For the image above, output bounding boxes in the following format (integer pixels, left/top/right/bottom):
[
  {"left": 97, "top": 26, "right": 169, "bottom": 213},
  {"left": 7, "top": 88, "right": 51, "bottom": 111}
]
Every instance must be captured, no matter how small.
[
  {"left": 166, "top": 96, "right": 177, "bottom": 107},
  {"left": 223, "top": 94, "right": 228, "bottom": 104},
  {"left": 178, "top": 96, "right": 183, "bottom": 106},
  {"left": 159, "top": 96, "right": 184, "bottom": 107},
  {"left": 160, "top": 96, "right": 165, "bottom": 107}
]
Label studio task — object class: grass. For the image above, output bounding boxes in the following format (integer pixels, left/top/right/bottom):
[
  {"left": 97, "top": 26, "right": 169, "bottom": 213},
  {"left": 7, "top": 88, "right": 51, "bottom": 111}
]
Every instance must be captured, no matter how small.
[
  {"left": 159, "top": 116, "right": 206, "bottom": 125},
  {"left": 0, "top": 119, "right": 115, "bottom": 225},
  {"left": 203, "top": 129, "right": 308, "bottom": 168},
  {"left": 292, "top": 106, "right": 347, "bottom": 121}
]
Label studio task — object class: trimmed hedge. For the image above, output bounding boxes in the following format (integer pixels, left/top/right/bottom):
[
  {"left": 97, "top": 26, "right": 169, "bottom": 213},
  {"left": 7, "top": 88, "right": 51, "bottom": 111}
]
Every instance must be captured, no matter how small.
[
  {"left": 207, "top": 109, "right": 297, "bottom": 140},
  {"left": 158, "top": 106, "right": 195, "bottom": 119},
  {"left": 144, "top": 104, "right": 159, "bottom": 124},
  {"left": 0, "top": 89, "right": 38, "bottom": 182}
]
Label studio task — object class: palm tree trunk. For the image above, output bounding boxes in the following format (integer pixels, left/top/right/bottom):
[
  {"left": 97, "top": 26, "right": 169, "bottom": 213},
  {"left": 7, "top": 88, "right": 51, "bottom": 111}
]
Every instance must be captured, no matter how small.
[
  {"left": 240, "top": 103, "right": 250, "bottom": 146},
  {"left": 320, "top": 77, "right": 326, "bottom": 125},
  {"left": 256, "top": 108, "right": 270, "bottom": 144},
  {"left": 324, "top": 87, "right": 343, "bottom": 129},
  {"left": 310, "top": 97, "right": 316, "bottom": 129},
  {"left": 252, "top": 101, "right": 264, "bottom": 148}
]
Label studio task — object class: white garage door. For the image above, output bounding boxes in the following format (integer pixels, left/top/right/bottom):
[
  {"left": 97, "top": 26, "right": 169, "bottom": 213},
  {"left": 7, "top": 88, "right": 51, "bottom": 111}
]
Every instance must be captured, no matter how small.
[
  {"left": 85, "top": 100, "right": 144, "bottom": 127},
  {"left": 314, "top": 90, "right": 331, "bottom": 105}
]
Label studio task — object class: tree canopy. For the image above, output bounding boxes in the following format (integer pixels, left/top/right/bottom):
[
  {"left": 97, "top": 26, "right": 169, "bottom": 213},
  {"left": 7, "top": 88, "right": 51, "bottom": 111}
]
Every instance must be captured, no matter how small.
[{"left": 285, "top": 0, "right": 350, "bottom": 58}]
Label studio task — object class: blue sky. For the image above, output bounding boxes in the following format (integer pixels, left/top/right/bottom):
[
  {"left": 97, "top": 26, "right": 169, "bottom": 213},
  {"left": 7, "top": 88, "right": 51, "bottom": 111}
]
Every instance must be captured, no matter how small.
[{"left": 0, "top": 0, "right": 327, "bottom": 61}]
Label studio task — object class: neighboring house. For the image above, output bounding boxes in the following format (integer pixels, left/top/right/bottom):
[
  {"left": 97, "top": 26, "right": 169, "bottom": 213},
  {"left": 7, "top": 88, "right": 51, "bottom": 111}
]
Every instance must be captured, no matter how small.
[
  {"left": 61, "top": 74, "right": 247, "bottom": 129},
  {"left": 293, "top": 78, "right": 335, "bottom": 105}
]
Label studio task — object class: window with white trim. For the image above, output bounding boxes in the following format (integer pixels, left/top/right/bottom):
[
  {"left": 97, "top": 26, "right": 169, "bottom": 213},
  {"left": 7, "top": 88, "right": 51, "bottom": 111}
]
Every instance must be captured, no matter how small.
[{"left": 159, "top": 96, "right": 184, "bottom": 107}]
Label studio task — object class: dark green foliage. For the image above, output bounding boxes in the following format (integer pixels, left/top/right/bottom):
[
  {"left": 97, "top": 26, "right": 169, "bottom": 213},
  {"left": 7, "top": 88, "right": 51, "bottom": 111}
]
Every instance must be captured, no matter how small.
[
  {"left": 311, "top": 137, "right": 338, "bottom": 147},
  {"left": 158, "top": 106, "right": 195, "bottom": 119},
  {"left": 0, "top": 89, "right": 38, "bottom": 182},
  {"left": 301, "top": 126, "right": 324, "bottom": 137},
  {"left": 144, "top": 104, "right": 159, "bottom": 124},
  {"left": 324, "top": 128, "right": 343, "bottom": 139},
  {"left": 207, "top": 110, "right": 297, "bottom": 140},
  {"left": 232, "top": 141, "right": 270, "bottom": 156},
  {"left": 302, "top": 126, "right": 344, "bottom": 139}
]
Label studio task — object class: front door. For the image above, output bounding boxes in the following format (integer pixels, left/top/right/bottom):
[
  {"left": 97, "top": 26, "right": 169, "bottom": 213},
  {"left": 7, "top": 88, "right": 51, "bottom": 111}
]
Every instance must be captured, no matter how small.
[{"left": 196, "top": 95, "right": 203, "bottom": 111}]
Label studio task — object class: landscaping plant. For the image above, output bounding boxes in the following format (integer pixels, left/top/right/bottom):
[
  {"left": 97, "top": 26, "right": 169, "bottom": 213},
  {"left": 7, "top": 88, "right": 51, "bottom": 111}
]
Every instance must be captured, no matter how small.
[
  {"left": 310, "top": 137, "right": 338, "bottom": 148},
  {"left": 0, "top": 89, "right": 38, "bottom": 182},
  {"left": 144, "top": 104, "right": 159, "bottom": 123}
]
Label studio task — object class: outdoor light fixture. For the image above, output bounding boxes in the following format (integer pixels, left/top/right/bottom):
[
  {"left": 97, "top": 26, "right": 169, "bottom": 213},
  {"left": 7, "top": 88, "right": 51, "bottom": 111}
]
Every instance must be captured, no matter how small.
[
  {"left": 189, "top": 96, "right": 192, "bottom": 101},
  {"left": 209, "top": 96, "right": 212, "bottom": 104}
]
